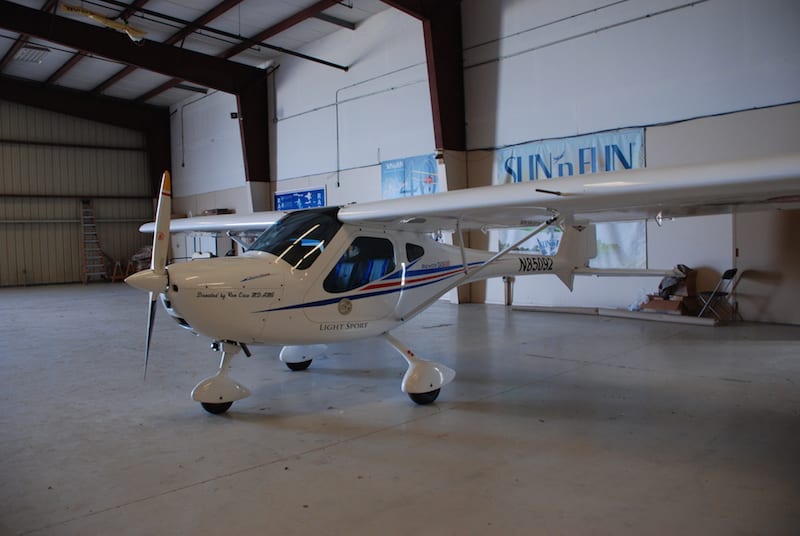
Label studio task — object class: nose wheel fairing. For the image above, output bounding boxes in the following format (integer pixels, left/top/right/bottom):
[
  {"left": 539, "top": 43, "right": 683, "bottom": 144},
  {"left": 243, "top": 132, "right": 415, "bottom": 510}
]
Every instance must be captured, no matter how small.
[{"left": 191, "top": 341, "right": 251, "bottom": 414}]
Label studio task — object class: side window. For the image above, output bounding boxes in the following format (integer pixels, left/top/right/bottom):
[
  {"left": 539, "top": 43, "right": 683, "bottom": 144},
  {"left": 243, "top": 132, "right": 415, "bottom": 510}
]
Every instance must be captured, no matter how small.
[
  {"left": 324, "top": 237, "right": 396, "bottom": 293},
  {"left": 406, "top": 243, "right": 424, "bottom": 262}
]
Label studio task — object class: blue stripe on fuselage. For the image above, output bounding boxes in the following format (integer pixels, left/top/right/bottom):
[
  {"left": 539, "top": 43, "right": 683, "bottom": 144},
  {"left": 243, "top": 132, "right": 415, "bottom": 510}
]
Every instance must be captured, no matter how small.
[{"left": 253, "top": 261, "right": 482, "bottom": 313}]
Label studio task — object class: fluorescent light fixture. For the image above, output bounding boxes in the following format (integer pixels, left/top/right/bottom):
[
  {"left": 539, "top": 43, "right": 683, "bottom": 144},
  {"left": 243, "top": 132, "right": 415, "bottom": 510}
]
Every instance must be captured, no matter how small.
[{"left": 14, "top": 44, "right": 50, "bottom": 64}]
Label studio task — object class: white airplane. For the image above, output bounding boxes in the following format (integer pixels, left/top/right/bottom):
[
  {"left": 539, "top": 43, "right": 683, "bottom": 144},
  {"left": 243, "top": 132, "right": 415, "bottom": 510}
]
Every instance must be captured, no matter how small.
[{"left": 126, "top": 154, "right": 800, "bottom": 414}]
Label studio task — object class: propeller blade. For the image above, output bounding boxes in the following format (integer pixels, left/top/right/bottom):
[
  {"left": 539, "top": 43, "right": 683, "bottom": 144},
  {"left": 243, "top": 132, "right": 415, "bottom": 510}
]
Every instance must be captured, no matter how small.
[
  {"left": 124, "top": 170, "right": 173, "bottom": 380},
  {"left": 144, "top": 291, "right": 157, "bottom": 379},
  {"left": 151, "top": 171, "right": 172, "bottom": 274}
]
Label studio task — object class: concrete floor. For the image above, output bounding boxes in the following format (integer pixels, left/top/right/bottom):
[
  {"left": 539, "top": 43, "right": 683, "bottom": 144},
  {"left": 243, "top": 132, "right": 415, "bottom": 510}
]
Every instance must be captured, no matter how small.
[{"left": 1, "top": 283, "right": 799, "bottom": 535}]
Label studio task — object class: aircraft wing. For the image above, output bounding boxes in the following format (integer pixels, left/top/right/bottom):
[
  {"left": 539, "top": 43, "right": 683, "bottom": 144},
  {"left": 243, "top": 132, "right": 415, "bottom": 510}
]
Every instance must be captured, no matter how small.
[
  {"left": 339, "top": 153, "right": 800, "bottom": 232},
  {"left": 140, "top": 211, "right": 286, "bottom": 234}
]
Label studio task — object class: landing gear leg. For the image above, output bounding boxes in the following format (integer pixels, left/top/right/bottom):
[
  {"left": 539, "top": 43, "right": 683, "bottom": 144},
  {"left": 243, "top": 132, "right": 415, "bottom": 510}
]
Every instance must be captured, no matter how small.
[
  {"left": 382, "top": 333, "right": 455, "bottom": 405},
  {"left": 191, "top": 341, "right": 252, "bottom": 415}
]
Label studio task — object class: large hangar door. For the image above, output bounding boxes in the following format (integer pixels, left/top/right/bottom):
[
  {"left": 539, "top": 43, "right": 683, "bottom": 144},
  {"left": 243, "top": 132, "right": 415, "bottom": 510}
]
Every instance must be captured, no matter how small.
[
  {"left": 0, "top": 101, "right": 153, "bottom": 286},
  {"left": 0, "top": 198, "right": 81, "bottom": 286}
]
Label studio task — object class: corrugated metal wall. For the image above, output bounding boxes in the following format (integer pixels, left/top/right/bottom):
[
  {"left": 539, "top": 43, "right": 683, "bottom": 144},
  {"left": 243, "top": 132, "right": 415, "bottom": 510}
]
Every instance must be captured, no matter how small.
[{"left": 0, "top": 100, "right": 154, "bottom": 286}]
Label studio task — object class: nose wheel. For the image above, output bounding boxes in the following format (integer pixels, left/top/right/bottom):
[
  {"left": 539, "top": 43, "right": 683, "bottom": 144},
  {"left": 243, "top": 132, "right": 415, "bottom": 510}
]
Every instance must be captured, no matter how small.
[
  {"left": 408, "top": 389, "right": 440, "bottom": 405},
  {"left": 201, "top": 401, "right": 233, "bottom": 414},
  {"left": 286, "top": 360, "right": 312, "bottom": 371},
  {"left": 279, "top": 345, "right": 326, "bottom": 372}
]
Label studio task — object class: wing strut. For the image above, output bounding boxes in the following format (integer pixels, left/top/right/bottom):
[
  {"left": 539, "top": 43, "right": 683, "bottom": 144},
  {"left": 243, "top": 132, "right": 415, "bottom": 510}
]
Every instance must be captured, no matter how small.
[
  {"left": 456, "top": 216, "right": 469, "bottom": 275},
  {"left": 226, "top": 230, "right": 251, "bottom": 252},
  {"left": 398, "top": 213, "right": 562, "bottom": 322}
]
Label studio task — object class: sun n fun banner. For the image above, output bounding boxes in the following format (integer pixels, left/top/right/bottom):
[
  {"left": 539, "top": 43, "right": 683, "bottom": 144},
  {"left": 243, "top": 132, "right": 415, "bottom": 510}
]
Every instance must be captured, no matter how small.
[{"left": 492, "top": 128, "right": 646, "bottom": 269}]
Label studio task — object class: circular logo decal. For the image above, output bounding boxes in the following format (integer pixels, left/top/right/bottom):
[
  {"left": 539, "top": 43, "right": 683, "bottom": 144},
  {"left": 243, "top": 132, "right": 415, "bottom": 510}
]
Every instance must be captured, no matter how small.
[{"left": 338, "top": 299, "right": 353, "bottom": 315}]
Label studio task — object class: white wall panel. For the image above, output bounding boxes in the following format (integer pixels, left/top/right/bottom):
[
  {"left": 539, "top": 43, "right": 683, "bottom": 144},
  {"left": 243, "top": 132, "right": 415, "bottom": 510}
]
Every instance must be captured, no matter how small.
[
  {"left": 273, "top": 8, "right": 433, "bottom": 180},
  {"left": 337, "top": 79, "right": 433, "bottom": 169},
  {"left": 169, "top": 91, "right": 246, "bottom": 197},
  {"left": 276, "top": 106, "right": 339, "bottom": 178},
  {"left": 276, "top": 10, "right": 427, "bottom": 118},
  {"left": 463, "top": 0, "right": 800, "bottom": 149},
  {"left": 167, "top": 7, "right": 434, "bottom": 205}
]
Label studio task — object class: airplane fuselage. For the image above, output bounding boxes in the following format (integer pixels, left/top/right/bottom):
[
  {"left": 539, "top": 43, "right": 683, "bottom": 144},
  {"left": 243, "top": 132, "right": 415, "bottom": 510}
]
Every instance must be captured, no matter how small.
[{"left": 161, "top": 213, "right": 567, "bottom": 345}]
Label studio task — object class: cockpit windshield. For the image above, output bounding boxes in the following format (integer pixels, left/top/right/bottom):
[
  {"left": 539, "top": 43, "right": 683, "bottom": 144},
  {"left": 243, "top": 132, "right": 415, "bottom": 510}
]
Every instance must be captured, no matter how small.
[{"left": 247, "top": 207, "right": 342, "bottom": 270}]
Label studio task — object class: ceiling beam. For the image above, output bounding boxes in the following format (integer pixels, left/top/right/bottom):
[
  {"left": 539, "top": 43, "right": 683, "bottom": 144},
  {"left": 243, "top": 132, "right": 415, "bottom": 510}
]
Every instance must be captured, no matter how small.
[
  {"left": 133, "top": 0, "right": 344, "bottom": 102},
  {"left": 236, "top": 77, "right": 270, "bottom": 183},
  {"left": 381, "top": 0, "right": 466, "bottom": 152},
  {"left": 46, "top": 0, "right": 151, "bottom": 85},
  {"left": 221, "top": 0, "right": 343, "bottom": 60},
  {"left": 0, "top": 0, "right": 265, "bottom": 95},
  {"left": 0, "top": 1, "right": 271, "bottom": 186},
  {"left": 0, "top": 74, "right": 165, "bottom": 130},
  {"left": 92, "top": 0, "right": 246, "bottom": 95},
  {"left": 96, "top": 0, "right": 347, "bottom": 72}
]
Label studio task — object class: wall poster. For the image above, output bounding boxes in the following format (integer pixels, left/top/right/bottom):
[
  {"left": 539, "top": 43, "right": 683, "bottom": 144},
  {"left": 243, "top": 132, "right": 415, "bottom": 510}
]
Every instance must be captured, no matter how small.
[
  {"left": 381, "top": 153, "right": 439, "bottom": 199},
  {"left": 493, "top": 129, "right": 646, "bottom": 269}
]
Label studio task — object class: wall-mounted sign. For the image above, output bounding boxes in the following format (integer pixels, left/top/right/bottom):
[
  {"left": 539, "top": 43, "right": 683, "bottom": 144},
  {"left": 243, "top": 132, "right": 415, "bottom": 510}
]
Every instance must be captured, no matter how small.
[
  {"left": 381, "top": 153, "right": 438, "bottom": 199},
  {"left": 275, "top": 187, "right": 326, "bottom": 211}
]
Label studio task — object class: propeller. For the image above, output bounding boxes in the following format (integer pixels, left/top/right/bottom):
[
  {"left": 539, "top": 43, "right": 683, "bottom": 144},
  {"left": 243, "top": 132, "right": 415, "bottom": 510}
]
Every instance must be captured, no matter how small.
[{"left": 125, "top": 171, "right": 172, "bottom": 378}]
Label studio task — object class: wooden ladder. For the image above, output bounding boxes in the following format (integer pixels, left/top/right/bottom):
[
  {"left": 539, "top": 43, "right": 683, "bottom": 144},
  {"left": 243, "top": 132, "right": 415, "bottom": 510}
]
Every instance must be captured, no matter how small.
[{"left": 80, "top": 199, "right": 108, "bottom": 283}]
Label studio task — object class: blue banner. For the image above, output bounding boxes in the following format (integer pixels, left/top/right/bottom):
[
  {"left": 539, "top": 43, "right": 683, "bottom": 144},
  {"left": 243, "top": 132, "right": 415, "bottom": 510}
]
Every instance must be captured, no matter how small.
[{"left": 381, "top": 153, "right": 439, "bottom": 199}]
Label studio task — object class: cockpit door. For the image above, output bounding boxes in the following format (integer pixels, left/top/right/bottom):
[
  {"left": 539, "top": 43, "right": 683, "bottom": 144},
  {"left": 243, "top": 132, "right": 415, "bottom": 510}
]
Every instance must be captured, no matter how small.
[{"left": 303, "top": 234, "right": 401, "bottom": 323}]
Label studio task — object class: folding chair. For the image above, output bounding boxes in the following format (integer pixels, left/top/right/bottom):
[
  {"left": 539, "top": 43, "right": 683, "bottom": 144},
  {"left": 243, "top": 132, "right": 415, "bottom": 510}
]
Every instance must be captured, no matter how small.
[{"left": 697, "top": 268, "right": 738, "bottom": 321}]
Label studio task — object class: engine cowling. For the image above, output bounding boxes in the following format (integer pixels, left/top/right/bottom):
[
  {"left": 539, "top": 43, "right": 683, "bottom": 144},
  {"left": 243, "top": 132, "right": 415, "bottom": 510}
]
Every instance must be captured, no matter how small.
[{"left": 164, "top": 257, "right": 285, "bottom": 343}]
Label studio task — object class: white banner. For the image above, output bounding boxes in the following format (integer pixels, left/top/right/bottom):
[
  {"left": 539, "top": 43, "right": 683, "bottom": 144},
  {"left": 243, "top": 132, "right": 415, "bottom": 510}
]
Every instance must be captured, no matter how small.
[
  {"left": 494, "top": 128, "right": 644, "bottom": 183},
  {"left": 492, "top": 129, "right": 646, "bottom": 269}
]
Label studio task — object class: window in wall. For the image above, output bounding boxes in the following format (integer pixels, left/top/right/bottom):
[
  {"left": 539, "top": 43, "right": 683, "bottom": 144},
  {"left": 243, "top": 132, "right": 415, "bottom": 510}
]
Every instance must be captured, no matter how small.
[{"left": 324, "top": 237, "right": 396, "bottom": 293}]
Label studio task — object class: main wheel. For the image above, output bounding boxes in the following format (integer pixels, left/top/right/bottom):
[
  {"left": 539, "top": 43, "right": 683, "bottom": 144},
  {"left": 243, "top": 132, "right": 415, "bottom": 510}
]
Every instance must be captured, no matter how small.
[
  {"left": 201, "top": 401, "right": 233, "bottom": 414},
  {"left": 408, "top": 389, "right": 440, "bottom": 405},
  {"left": 286, "top": 359, "right": 312, "bottom": 371}
]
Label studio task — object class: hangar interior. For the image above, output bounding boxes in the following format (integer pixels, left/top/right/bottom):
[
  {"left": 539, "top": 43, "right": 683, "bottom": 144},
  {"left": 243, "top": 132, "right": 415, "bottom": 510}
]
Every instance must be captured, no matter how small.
[{"left": 1, "top": 1, "right": 799, "bottom": 534}]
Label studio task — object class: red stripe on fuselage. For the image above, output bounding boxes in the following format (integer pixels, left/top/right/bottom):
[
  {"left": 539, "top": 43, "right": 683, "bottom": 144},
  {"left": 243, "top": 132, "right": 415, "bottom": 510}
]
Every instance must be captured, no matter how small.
[{"left": 361, "top": 267, "right": 463, "bottom": 291}]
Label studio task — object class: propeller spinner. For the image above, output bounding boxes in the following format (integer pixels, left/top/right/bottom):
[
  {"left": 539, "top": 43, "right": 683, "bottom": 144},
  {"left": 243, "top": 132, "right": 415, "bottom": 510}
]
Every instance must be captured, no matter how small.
[{"left": 125, "top": 171, "right": 172, "bottom": 377}]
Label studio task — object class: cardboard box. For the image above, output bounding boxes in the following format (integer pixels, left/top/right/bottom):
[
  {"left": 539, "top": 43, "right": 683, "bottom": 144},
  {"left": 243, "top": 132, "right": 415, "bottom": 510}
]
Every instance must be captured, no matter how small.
[
  {"left": 680, "top": 295, "right": 701, "bottom": 316},
  {"left": 641, "top": 295, "right": 685, "bottom": 314}
]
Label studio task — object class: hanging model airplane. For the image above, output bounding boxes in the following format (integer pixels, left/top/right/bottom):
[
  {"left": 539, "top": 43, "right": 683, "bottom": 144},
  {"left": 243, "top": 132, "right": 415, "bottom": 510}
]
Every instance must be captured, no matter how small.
[
  {"left": 126, "top": 154, "right": 800, "bottom": 414},
  {"left": 60, "top": 2, "right": 147, "bottom": 42}
]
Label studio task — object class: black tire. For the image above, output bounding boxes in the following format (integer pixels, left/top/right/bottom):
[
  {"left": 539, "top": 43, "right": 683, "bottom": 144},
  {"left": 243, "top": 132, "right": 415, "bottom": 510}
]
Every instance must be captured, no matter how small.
[
  {"left": 408, "top": 389, "right": 440, "bottom": 405},
  {"left": 201, "top": 401, "right": 233, "bottom": 414},
  {"left": 286, "top": 360, "right": 312, "bottom": 371}
]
